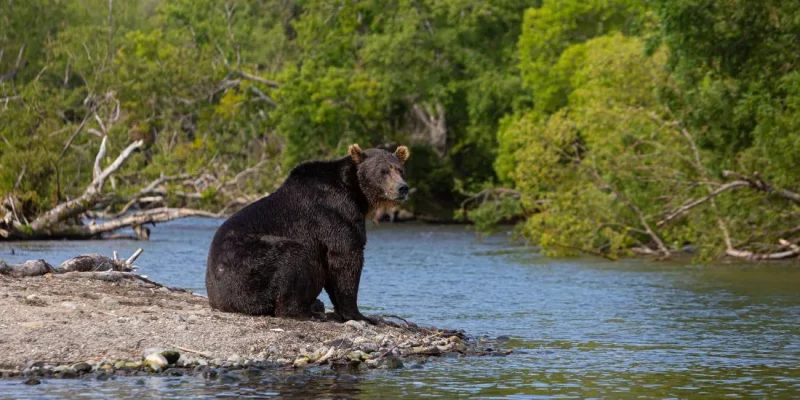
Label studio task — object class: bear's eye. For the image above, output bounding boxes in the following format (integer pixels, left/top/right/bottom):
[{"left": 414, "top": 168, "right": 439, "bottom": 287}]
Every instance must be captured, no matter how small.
[{"left": 381, "top": 169, "right": 389, "bottom": 175}]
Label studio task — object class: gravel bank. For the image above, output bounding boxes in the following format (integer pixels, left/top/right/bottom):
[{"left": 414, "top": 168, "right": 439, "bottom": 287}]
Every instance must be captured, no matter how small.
[{"left": 0, "top": 274, "right": 505, "bottom": 380}]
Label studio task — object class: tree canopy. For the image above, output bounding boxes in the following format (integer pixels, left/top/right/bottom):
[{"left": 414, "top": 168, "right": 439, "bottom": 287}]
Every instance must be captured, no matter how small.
[{"left": 2, "top": 0, "right": 798, "bottom": 260}]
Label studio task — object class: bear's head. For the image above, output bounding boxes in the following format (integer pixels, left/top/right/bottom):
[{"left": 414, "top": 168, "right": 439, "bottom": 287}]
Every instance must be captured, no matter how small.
[{"left": 348, "top": 144, "right": 410, "bottom": 207}]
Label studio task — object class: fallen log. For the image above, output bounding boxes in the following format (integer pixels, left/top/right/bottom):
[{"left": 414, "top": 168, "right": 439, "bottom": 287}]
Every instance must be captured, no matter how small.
[{"left": 0, "top": 248, "right": 185, "bottom": 292}]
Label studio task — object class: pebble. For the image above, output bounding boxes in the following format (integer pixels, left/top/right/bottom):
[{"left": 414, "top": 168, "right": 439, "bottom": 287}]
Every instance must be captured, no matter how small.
[{"left": 344, "top": 320, "right": 367, "bottom": 330}]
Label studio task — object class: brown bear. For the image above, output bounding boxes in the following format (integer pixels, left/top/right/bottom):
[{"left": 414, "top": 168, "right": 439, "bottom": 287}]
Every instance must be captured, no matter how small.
[{"left": 205, "top": 144, "right": 410, "bottom": 322}]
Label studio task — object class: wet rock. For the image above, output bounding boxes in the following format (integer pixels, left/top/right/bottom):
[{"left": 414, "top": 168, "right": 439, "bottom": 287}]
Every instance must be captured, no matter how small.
[
  {"left": 162, "top": 350, "right": 181, "bottom": 364},
  {"left": 144, "top": 353, "right": 168, "bottom": 372},
  {"left": 123, "top": 361, "right": 142, "bottom": 370},
  {"left": 24, "top": 360, "right": 45, "bottom": 369},
  {"left": 227, "top": 354, "right": 246, "bottom": 365},
  {"left": 346, "top": 351, "right": 367, "bottom": 362},
  {"left": 193, "top": 365, "right": 209, "bottom": 374},
  {"left": 409, "top": 345, "right": 441, "bottom": 356},
  {"left": 57, "top": 370, "right": 78, "bottom": 379},
  {"left": 23, "top": 377, "right": 41, "bottom": 385},
  {"left": 496, "top": 335, "right": 511, "bottom": 343},
  {"left": 54, "top": 365, "right": 70, "bottom": 373},
  {"left": 71, "top": 362, "right": 92, "bottom": 374},
  {"left": 442, "top": 352, "right": 461, "bottom": 359},
  {"left": 162, "top": 368, "right": 184, "bottom": 377},
  {"left": 293, "top": 357, "right": 309, "bottom": 368},
  {"left": 95, "top": 372, "right": 111, "bottom": 381},
  {"left": 202, "top": 368, "right": 219, "bottom": 379},
  {"left": 143, "top": 348, "right": 180, "bottom": 365},
  {"left": 381, "top": 356, "right": 404, "bottom": 370}
]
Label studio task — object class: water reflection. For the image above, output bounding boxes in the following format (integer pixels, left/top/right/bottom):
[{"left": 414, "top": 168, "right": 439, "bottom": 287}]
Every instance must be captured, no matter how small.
[{"left": 1, "top": 221, "right": 799, "bottom": 398}]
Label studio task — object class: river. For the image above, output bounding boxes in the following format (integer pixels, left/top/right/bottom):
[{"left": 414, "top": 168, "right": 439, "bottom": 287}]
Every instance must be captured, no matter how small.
[{"left": 1, "top": 219, "right": 799, "bottom": 398}]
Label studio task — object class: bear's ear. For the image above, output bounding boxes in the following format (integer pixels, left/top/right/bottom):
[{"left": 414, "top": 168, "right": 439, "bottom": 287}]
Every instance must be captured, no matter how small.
[
  {"left": 394, "top": 145, "right": 410, "bottom": 163},
  {"left": 349, "top": 144, "right": 365, "bottom": 164}
]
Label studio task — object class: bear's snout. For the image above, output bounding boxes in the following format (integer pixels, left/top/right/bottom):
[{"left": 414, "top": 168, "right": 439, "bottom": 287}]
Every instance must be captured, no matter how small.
[{"left": 398, "top": 183, "right": 409, "bottom": 200}]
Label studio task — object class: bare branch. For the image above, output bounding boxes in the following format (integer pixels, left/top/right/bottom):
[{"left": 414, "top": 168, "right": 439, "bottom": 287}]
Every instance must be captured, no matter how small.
[
  {"left": 657, "top": 181, "right": 750, "bottom": 227},
  {"left": 58, "top": 112, "right": 93, "bottom": 159},
  {"left": 723, "top": 170, "right": 800, "bottom": 206},
  {"left": 236, "top": 71, "right": 280, "bottom": 88},
  {"left": 92, "top": 135, "right": 108, "bottom": 181},
  {"left": 89, "top": 139, "right": 144, "bottom": 193},
  {"left": 30, "top": 139, "right": 143, "bottom": 232}
]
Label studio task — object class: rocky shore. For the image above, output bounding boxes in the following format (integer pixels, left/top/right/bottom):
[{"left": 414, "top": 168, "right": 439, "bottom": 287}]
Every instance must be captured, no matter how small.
[{"left": 0, "top": 274, "right": 509, "bottom": 383}]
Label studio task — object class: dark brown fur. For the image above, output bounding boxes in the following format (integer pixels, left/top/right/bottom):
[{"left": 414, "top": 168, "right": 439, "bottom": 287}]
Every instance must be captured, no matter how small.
[{"left": 205, "top": 145, "right": 409, "bottom": 322}]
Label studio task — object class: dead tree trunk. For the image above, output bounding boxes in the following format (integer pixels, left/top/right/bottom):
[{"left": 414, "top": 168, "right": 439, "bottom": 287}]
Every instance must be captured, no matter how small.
[{"left": 0, "top": 136, "right": 221, "bottom": 241}]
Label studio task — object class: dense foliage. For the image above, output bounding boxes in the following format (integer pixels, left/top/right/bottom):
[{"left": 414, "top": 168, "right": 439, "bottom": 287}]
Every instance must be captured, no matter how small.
[{"left": 1, "top": 0, "right": 798, "bottom": 259}]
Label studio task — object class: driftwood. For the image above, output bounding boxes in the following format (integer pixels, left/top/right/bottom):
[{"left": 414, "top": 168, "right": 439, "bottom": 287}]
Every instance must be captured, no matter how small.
[
  {"left": 0, "top": 259, "right": 55, "bottom": 278},
  {"left": 0, "top": 248, "right": 185, "bottom": 291}
]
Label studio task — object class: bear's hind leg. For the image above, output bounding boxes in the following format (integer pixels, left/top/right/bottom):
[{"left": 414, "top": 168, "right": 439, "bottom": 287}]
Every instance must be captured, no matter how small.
[{"left": 270, "top": 242, "right": 326, "bottom": 320}]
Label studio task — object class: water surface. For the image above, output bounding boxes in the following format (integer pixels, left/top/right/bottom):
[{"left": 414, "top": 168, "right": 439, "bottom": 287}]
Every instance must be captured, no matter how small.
[{"left": 1, "top": 220, "right": 799, "bottom": 398}]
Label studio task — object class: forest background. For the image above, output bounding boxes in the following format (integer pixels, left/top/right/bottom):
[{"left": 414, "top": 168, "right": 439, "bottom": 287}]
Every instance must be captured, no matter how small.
[{"left": 1, "top": 0, "right": 798, "bottom": 261}]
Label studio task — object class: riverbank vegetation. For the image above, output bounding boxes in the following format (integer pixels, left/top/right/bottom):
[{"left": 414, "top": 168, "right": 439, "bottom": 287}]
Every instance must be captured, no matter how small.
[{"left": 1, "top": 0, "right": 798, "bottom": 260}]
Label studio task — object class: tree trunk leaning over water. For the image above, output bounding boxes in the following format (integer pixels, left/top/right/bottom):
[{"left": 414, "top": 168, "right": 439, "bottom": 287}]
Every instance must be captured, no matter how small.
[{"left": 0, "top": 136, "right": 223, "bottom": 241}]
